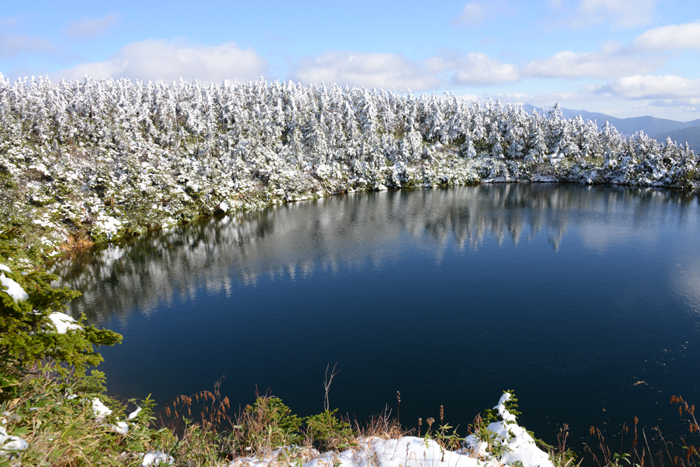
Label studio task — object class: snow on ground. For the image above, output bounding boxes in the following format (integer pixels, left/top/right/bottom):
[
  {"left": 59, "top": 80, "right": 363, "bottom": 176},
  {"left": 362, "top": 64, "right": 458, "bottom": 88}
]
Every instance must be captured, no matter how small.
[
  {"left": 94, "top": 215, "right": 122, "bottom": 240},
  {"left": 1, "top": 414, "right": 28, "bottom": 459},
  {"left": 142, "top": 451, "right": 174, "bottom": 466},
  {"left": 530, "top": 174, "right": 558, "bottom": 182},
  {"left": 91, "top": 397, "right": 140, "bottom": 435},
  {"left": 229, "top": 394, "right": 553, "bottom": 467},
  {"left": 465, "top": 394, "right": 552, "bottom": 467},
  {"left": 91, "top": 398, "right": 112, "bottom": 423},
  {"left": 312, "top": 437, "right": 478, "bottom": 467},
  {"left": 0, "top": 425, "right": 28, "bottom": 454}
]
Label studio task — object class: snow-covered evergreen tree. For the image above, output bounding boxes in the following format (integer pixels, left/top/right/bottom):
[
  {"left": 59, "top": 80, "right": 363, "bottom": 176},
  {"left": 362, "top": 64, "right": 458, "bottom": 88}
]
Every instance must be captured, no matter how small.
[{"left": 0, "top": 76, "right": 696, "bottom": 255}]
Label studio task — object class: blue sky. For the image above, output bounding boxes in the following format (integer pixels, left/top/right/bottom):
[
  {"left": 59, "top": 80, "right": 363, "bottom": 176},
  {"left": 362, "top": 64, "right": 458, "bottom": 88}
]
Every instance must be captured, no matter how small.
[{"left": 1, "top": 0, "right": 699, "bottom": 120}]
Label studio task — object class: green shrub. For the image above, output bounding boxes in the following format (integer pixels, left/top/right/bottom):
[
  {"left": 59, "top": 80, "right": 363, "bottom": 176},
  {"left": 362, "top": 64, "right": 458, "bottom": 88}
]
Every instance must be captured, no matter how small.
[
  {"left": 1, "top": 228, "right": 121, "bottom": 405},
  {"left": 231, "top": 395, "right": 303, "bottom": 455},
  {"left": 305, "top": 409, "right": 354, "bottom": 452},
  {"left": 1, "top": 263, "right": 121, "bottom": 399}
]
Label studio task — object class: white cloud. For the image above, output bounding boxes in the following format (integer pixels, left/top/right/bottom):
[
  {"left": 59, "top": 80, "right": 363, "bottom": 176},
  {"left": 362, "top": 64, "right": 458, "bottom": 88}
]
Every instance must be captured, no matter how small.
[
  {"left": 292, "top": 51, "right": 441, "bottom": 91},
  {"left": 647, "top": 98, "right": 700, "bottom": 107},
  {"left": 523, "top": 43, "right": 660, "bottom": 78},
  {"left": 634, "top": 21, "right": 700, "bottom": 51},
  {"left": 555, "top": 0, "right": 657, "bottom": 29},
  {"left": 56, "top": 60, "right": 124, "bottom": 81},
  {"left": 64, "top": 14, "right": 121, "bottom": 40},
  {"left": 432, "top": 53, "right": 520, "bottom": 85},
  {"left": 291, "top": 51, "right": 520, "bottom": 90},
  {"left": 54, "top": 40, "right": 267, "bottom": 82},
  {"left": 453, "top": 1, "right": 509, "bottom": 26},
  {"left": 0, "top": 32, "right": 55, "bottom": 59},
  {"left": 516, "top": 91, "right": 582, "bottom": 102},
  {"left": 592, "top": 75, "right": 700, "bottom": 99},
  {"left": 456, "top": 93, "right": 481, "bottom": 102},
  {"left": 485, "top": 91, "right": 586, "bottom": 108},
  {"left": 444, "top": 91, "right": 588, "bottom": 111}
]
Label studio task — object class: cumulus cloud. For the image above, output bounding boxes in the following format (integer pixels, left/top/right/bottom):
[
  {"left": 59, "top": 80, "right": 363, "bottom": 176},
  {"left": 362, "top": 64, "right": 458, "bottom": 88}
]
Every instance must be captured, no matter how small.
[
  {"left": 456, "top": 93, "right": 481, "bottom": 102},
  {"left": 431, "top": 53, "right": 520, "bottom": 85},
  {"left": 64, "top": 14, "right": 121, "bottom": 40},
  {"left": 291, "top": 51, "right": 519, "bottom": 91},
  {"left": 453, "top": 1, "right": 510, "bottom": 26},
  {"left": 493, "top": 91, "right": 583, "bottom": 104},
  {"left": 523, "top": 18, "right": 700, "bottom": 81},
  {"left": 523, "top": 43, "right": 660, "bottom": 78},
  {"left": 647, "top": 98, "right": 700, "bottom": 107},
  {"left": 592, "top": 75, "right": 700, "bottom": 99},
  {"left": 634, "top": 21, "right": 700, "bottom": 51},
  {"left": 555, "top": 0, "right": 657, "bottom": 29},
  {"left": 292, "top": 51, "right": 441, "bottom": 91},
  {"left": 0, "top": 32, "right": 55, "bottom": 59},
  {"left": 53, "top": 40, "right": 267, "bottom": 82}
]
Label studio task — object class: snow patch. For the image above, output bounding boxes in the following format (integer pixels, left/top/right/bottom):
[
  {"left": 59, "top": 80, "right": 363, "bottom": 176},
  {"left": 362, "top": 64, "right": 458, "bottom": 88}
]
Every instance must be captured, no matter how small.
[
  {"left": 95, "top": 215, "right": 122, "bottom": 239},
  {"left": 531, "top": 174, "right": 558, "bottom": 182},
  {"left": 48, "top": 312, "right": 82, "bottom": 334},
  {"left": 0, "top": 273, "right": 29, "bottom": 302},
  {"left": 484, "top": 176, "right": 508, "bottom": 183},
  {"left": 92, "top": 398, "right": 112, "bottom": 423},
  {"left": 142, "top": 451, "right": 174, "bottom": 466},
  {"left": 113, "top": 421, "right": 129, "bottom": 435},
  {"left": 128, "top": 407, "right": 142, "bottom": 420},
  {"left": 304, "top": 436, "right": 477, "bottom": 467},
  {"left": 92, "top": 398, "right": 132, "bottom": 434},
  {"left": 32, "top": 217, "right": 54, "bottom": 228},
  {"left": 0, "top": 425, "right": 28, "bottom": 453},
  {"left": 464, "top": 393, "right": 553, "bottom": 467}
]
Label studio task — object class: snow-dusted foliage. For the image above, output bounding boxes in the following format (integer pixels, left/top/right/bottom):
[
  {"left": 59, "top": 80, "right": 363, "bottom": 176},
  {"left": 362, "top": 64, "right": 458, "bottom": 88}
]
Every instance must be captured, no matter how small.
[{"left": 1, "top": 75, "right": 698, "bottom": 251}]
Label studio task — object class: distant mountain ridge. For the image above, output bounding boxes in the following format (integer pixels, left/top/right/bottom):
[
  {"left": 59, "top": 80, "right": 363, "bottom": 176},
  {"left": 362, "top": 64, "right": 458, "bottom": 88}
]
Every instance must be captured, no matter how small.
[
  {"left": 523, "top": 104, "right": 700, "bottom": 139},
  {"left": 652, "top": 126, "right": 700, "bottom": 155},
  {"left": 521, "top": 104, "right": 700, "bottom": 146}
]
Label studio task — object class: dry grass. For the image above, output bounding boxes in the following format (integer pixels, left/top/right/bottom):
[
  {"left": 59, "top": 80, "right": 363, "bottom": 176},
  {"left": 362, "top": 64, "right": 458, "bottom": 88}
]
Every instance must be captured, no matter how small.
[
  {"left": 354, "top": 405, "right": 410, "bottom": 440},
  {"left": 583, "top": 396, "right": 699, "bottom": 467},
  {"left": 5, "top": 364, "right": 699, "bottom": 467}
]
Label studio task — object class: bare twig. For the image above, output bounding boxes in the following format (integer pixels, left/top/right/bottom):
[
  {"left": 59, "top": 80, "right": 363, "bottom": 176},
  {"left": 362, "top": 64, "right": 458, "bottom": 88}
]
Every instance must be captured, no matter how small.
[{"left": 324, "top": 363, "right": 340, "bottom": 412}]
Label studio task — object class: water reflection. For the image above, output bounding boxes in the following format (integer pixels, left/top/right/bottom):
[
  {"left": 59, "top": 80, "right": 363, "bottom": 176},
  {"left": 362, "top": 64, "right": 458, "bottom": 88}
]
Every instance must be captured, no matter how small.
[{"left": 56, "top": 184, "right": 699, "bottom": 324}]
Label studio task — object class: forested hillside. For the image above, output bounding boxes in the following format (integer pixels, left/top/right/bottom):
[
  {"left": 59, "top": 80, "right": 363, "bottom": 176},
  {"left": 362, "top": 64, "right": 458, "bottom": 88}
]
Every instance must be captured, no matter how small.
[
  {"left": 1, "top": 76, "right": 698, "bottom": 259},
  {"left": 653, "top": 126, "right": 700, "bottom": 155}
]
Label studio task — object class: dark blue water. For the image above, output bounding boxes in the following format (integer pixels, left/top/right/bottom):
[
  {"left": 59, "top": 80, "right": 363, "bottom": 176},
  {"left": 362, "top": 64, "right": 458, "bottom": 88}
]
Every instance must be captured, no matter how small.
[{"left": 59, "top": 184, "right": 700, "bottom": 453}]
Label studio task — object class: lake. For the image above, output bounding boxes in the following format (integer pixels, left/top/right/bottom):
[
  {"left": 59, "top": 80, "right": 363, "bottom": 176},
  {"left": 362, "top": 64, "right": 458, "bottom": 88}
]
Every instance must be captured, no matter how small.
[{"left": 57, "top": 183, "right": 700, "bottom": 454}]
